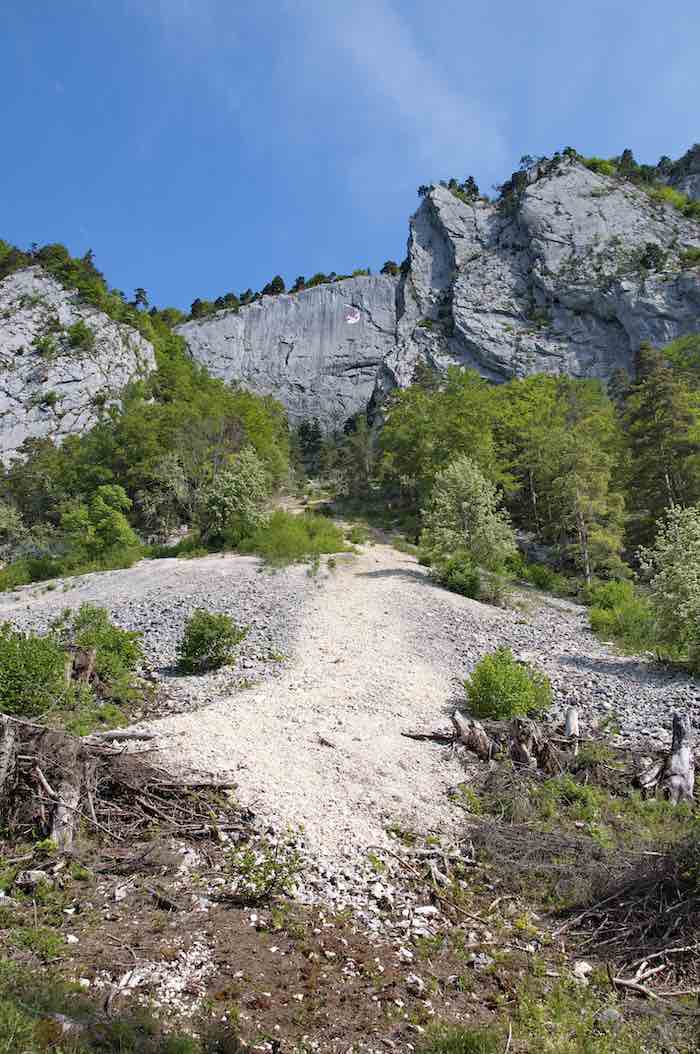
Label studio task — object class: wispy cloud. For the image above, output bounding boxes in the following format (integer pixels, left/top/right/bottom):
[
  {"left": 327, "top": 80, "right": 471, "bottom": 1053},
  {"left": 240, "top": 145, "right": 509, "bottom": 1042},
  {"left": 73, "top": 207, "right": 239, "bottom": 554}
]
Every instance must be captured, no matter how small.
[{"left": 293, "top": 0, "right": 506, "bottom": 186}]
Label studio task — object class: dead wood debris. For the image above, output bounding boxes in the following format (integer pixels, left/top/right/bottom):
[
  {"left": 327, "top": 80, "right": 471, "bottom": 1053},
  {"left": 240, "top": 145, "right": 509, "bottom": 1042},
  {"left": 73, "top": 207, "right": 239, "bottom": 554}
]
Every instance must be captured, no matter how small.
[{"left": 0, "top": 714, "right": 247, "bottom": 853}]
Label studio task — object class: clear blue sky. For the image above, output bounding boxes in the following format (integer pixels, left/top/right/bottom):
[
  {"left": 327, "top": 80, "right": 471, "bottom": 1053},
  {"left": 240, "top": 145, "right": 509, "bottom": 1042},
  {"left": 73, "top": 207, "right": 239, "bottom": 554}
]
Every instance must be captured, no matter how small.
[{"left": 2, "top": 1, "right": 698, "bottom": 310}]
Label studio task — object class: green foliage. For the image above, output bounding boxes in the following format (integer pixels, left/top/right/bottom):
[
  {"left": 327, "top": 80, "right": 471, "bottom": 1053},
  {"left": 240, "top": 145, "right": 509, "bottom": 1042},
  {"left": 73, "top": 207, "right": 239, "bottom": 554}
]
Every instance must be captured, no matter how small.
[
  {"left": 223, "top": 833, "right": 303, "bottom": 902},
  {"left": 346, "top": 523, "right": 369, "bottom": 544},
  {"left": 639, "top": 503, "right": 700, "bottom": 669},
  {"left": 198, "top": 447, "right": 270, "bottom": 546},
  {"left": 421, "top": 455, "right": 516, "bottom": 570},
  {"left": 0, "top": 624, "right": 69, "bottom": 717},
  {"left": 417, "top": 1024, "right": 500, "bottom": 1054},
  {"left": 582, "top": 156, "right": 617, "bottom": 177},
  {"left": 381, "top": 367, "right": 502, "bottom": 504},
  {"left": 0, "top": 501, "right": 25, "bottom": 562},
  {"left": 622, "top": 344, "right": 700, "bottom": 546},
  {"left": 589, "top": 588, "right": 655, "bottom": 653},
  {"left": 430, "top": 552, "right": 481, "bottom": 599},
  {"left": 61, "top": 484, "right": 140, "bottom": 561},
  {"left": 176, "top": 609, "right": 248, "bottom": 674},
  {"left": 9, "top": 926, "right": 64, "bottom": 962},
  {"left": 680, "top": 246, "right": 700, "bottom": 267},
  {"left": 0, "top": 605, "right": 142, "bottom": 727},
  {"left": 66, "top": 319, "right": 95, "bottom": 351},
  {"left": 53, "top": 603, "right": 144, "bottom": 699},
  {"left": 240, "top": 510, "right": 347, "bottom": 567},
  {"left": 465, "top": 647, "right": 552, "bottom": 719}
]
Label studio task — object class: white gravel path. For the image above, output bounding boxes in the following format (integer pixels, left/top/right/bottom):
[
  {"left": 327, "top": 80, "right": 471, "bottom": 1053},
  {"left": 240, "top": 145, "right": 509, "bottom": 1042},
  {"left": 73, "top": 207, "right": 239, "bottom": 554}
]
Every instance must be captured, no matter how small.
[{"left": 138, "top": 546, "right": 472, "bottom": 866}]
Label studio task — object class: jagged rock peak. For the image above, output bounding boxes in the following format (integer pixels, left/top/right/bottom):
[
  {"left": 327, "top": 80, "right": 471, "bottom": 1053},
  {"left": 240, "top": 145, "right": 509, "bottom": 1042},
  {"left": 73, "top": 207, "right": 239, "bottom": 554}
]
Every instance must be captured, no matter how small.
[
  {"left": 0, "top": 267, "right": 155, "bottom": 461},
  {"left": 178, "top": 154, "right": 700, "bottom": 427}
]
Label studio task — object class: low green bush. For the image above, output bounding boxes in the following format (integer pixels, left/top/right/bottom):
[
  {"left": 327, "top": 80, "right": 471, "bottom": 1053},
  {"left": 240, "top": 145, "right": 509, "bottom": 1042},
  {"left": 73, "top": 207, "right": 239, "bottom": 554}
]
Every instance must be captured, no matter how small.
[
  {"left": 431, "top": 553, "right": 481, "bottom": 599},
  {"left": 465, "top": 647, "right": 552, "bottom": 719},
  {"left": 0, "top": 624, "right": 69, "bottom": 717},
  {"left": 0, "top": 605, "right": 143, "bottom": 727},
  {"left": 0, "top": 546, "right": 142, "bottom": 594},
  {"left": 176, "top": 609, "right": 248, "bottom": 674},
  {"left": 680, "top": 246, "right": 700, "bottom": 268},
  {"left": 240, "top": 510, "right": 347, "bottom": 566},
  {"left": 587, "top": 579, "right": 656, "bottom": 653},
  {"left": 66, "top": 319, "right": 95, "bottom": 350},
  {"left": 53, "top": 604, "right": 143, "bottom": 701},
  {"left": 346, "top": 523, "right": 369, "bottom": 545}
]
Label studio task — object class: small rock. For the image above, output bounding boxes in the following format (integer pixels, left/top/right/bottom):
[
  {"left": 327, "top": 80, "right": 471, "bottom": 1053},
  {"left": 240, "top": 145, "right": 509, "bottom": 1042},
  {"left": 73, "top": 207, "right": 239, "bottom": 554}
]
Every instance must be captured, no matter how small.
[
  {"left": 397, "top": 947, "right": 414, "bottom": 963},
  {"left": 596, "top": 1007, "right": 623, "bottom": 1030},
  {"left": 14, "top": 869, "right": 51, "bottom": 891},
  {"left": 573, "top": 960, "right": 594, "bottom": 982},
  {"left": 406, "top": 973, "right": 426, "bottom": 996}
]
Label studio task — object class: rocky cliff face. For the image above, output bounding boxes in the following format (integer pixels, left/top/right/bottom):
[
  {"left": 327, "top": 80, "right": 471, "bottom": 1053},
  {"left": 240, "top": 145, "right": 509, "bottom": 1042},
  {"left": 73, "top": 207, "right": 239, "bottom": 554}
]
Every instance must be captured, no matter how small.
[
  {"left": 179, "top": 156, "right": 700, "bottom": 427},
  {"left": 667, "top": 144, "right": 700, "bottom": 201},
  {"left": 0, "top": 267, "right": 155, "bottom": 461},
  {"left": 177, "top": 275, "right": 398, "bottom": 430}
]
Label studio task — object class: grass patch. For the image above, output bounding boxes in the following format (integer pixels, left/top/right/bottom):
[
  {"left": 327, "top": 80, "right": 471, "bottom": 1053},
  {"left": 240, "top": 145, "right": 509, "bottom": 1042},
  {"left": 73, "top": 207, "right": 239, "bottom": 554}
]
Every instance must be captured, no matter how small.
[
  {"left": 0, "top": 547, "right": 142, "bottom": 593},
  {"left": 417, "top": 1024, "right": 500, "bottom": 1053},
  {"left": 346, "top": 523, "right": 370, "bottom": 545},
  {"left": 240, "top": 510, "right": 347, "bottom": 567}
]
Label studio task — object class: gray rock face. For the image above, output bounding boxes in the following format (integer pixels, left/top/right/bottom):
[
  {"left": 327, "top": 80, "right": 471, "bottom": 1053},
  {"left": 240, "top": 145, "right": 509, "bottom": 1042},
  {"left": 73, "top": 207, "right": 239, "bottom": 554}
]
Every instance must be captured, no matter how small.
[
  {"left": 668, "top": 144, "right": 700, "bottom": 201},
  {"left": 0, "top": 268, "right": 155, "bottom": 462},
  {"left": 177, "top": 275, "right": 398, "bottom": 429},
  {"left": 180, "top": 158, "right": 700, "bottom": 425}
]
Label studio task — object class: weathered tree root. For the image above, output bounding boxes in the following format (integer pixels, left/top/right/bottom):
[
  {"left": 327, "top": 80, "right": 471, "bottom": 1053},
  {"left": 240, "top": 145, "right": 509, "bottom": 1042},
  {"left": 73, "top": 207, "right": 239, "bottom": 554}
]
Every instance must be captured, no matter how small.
[{"left": 0, "top": 716, "right": 240, "bottom": 852}]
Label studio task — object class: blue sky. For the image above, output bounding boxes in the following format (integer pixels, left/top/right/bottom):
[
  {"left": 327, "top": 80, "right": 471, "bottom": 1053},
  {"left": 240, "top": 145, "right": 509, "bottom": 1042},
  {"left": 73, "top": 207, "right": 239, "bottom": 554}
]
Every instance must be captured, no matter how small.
[{"left": 2, "top": 1, "right": 698, "bottom": 310}]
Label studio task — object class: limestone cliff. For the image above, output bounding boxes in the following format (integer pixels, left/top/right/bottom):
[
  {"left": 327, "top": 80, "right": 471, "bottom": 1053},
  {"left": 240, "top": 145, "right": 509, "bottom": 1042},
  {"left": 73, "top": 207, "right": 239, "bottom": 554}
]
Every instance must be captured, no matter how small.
[
  {"left": 177, "top": 275, "right": 398, "bottom": 430},
  {"left": 0, "top": 267, "right": 155, "bottom": 461},
  {"left": 179, "top": 156, "right": 700, "bottom": 427}
]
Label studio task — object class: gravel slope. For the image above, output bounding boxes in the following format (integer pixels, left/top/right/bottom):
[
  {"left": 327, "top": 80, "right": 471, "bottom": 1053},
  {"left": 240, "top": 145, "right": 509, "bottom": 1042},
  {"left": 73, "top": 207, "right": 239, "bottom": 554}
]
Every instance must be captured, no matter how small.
[{"left": 3, "top": 544, "right": 699, "bottom": 869}]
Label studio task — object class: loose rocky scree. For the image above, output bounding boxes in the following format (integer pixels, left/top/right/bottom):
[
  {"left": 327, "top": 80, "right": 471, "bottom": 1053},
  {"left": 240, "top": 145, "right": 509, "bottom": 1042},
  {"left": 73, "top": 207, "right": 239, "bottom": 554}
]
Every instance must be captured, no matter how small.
[{"left": 1, "top": 541, "right": 700, "bottom": 1050}]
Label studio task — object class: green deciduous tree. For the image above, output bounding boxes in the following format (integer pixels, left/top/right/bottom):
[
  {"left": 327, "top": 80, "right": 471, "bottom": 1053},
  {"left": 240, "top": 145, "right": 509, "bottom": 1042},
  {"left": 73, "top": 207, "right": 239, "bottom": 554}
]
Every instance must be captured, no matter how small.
[
  {"left": 623, "top": 344, "right": 700, "bottom": 545},
  {"left": 639, "top": 503, "right": 700, "bottom": 669},
  {"left": 420, "top": 455, "right": 516, "bottom": 570},
  {"left": 198, "top": 446, "right": 270, "bottom": 545}
]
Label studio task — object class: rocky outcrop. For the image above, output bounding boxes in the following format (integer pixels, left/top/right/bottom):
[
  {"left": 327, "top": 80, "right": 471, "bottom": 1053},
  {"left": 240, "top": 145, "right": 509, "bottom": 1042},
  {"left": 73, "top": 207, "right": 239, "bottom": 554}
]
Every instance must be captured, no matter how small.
[
  {"left": 398, "top": 161, "right": 700, "bottom": 387},
  {"left": 0, "top": 268, "right": 155, "bottom": 461},
  {"left": 177, "top": 275, "right": 398, "bottom": 429},
  {"left": 179, "top": 156, "right": 700, "bottom": 427},
  {"left": 667, "top": 144, "right": 700, "bottom": 201}
]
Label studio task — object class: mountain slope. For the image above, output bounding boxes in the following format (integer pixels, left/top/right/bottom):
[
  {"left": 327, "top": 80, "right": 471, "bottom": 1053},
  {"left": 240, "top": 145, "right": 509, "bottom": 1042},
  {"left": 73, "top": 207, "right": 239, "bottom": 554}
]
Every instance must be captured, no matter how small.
[
  {"left": 0, "top": 267, "right": 155, "bottom": 461},
  {"left": 178, "top": 155, "right": 700, "bottom": 427}
]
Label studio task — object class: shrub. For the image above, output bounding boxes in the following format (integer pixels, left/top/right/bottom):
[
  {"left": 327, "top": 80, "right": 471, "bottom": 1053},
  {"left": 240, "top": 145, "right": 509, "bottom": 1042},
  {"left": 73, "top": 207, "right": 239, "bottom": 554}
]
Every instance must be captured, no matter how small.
[
  {"left": 347, "top": 523, "right": 369, "bottom": 545},
  {"left": 639, "top": 503, "right": 700, "bottom": 669},
  {"left": 431, "top": 553, "right": 481, "bottom": 598},
  {"left": 199, "top": 447, "right": 269, "bottom": 546},
  {"left": 52, "top": 604, "right": 143, "bottom": 701},
  {"left": 241, "top": 510, "right": 347, "bottom": 566},
  {"left": 680, "top": 246, "right": 700, "bottom": 268},
  {"left": 176, "top": 609, "right": 248, "bottom": 674},
  {"left": 465, "top": 647, "right": 552, "bottom": 719},
  {"left": 66, "top": 319, "right": 95, "bottom": 350},
  {"left": 421, "top": 455, "right": 516, "bottom": 571},
  {"left": 0, "top": 501, "right": 26, "bottom": 562},
  {"left": 0, "top": 624, "right": 68, "bottom": 717}
]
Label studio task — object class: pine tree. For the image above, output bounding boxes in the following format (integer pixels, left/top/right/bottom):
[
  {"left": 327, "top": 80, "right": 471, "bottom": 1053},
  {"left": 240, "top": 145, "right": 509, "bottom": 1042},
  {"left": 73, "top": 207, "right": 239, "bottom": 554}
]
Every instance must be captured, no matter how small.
[{"left": 623, "top": 344, "right": 700, "bottom": 545}]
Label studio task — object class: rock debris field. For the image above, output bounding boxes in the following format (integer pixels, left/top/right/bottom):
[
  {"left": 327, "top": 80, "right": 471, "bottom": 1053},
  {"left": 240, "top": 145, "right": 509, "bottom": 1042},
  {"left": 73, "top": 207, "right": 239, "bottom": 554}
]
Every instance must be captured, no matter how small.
[{"left": 3, "top": 543, "right": 699, "bottom": 874}]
